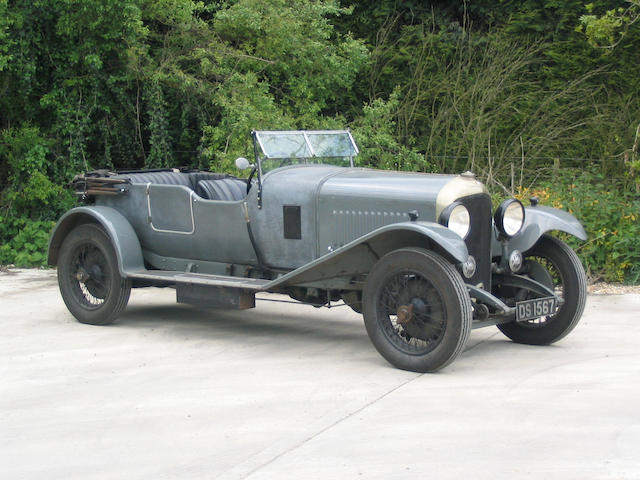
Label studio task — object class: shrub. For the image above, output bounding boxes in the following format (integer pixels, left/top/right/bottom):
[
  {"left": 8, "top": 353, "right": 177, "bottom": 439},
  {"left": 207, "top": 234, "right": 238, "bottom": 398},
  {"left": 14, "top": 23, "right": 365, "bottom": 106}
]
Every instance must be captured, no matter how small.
[
  {"left": 0, "top": 217, "right": 55, "bottom": 267},
  {"left": 0, "top": 125, "right": 75, "bottom": 267},
  {"left": 514, "top": 170, "right": 640, "bottom": 284}
]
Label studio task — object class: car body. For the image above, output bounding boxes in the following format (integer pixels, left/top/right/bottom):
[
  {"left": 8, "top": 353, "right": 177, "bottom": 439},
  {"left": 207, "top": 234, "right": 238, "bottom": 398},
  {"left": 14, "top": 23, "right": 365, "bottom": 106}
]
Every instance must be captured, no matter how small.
[{"left": 49, "top": 130, "right": 588, "bottom": 372}]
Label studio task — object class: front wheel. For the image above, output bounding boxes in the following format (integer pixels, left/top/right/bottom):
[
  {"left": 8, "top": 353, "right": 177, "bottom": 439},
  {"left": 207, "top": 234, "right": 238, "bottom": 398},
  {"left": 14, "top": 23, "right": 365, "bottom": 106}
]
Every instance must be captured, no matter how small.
[
  {"left": 57, "top": 224, "right": 131, "bottom": 325},
  {"left": 362, "top": 248, "right": 472, "bottom": 373},
  {"left": 497, "top": 235, "right": 587, "bottom": 345}
]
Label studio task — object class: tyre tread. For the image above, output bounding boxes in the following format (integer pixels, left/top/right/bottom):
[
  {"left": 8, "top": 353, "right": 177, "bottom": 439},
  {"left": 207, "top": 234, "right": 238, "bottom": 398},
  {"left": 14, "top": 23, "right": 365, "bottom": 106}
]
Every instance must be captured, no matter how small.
[
  {"left": 363, "top": 247, "right": 473, "bottom": 372},
  {"left": 405, "top": 248, "right": 472, "bottom": 370},
  {"left": 497, "top": 235, "right": 586, "bottom": 345},
  {"left": 57, "top": 223, "right": 131, "bottom": 325}
]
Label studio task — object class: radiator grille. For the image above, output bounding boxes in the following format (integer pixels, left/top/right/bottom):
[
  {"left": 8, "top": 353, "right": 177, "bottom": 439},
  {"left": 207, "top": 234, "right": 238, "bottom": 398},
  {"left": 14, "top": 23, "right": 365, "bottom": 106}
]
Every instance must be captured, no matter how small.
[{"left": 456, "top": 193, "right": 493, "bottom": 289}]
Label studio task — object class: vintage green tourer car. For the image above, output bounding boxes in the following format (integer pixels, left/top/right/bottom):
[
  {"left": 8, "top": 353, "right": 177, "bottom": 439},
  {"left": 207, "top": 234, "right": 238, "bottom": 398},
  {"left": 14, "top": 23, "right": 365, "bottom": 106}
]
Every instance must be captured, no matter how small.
[{"left": 49, "top": 130, "right": 587, "bottom": 372}]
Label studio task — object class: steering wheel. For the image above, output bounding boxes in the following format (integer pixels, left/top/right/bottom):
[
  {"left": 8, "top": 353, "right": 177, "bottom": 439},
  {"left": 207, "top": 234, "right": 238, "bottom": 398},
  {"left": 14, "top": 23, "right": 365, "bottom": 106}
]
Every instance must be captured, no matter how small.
[{"left": 246, "top": 165, "right": 258, "bottom": 194}]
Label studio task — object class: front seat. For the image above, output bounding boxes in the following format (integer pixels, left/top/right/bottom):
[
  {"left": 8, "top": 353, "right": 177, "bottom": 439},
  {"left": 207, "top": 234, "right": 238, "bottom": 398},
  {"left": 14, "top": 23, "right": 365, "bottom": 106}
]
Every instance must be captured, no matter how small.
[{"left": 196, "top": 178, "right": 247, "bottom": 201}]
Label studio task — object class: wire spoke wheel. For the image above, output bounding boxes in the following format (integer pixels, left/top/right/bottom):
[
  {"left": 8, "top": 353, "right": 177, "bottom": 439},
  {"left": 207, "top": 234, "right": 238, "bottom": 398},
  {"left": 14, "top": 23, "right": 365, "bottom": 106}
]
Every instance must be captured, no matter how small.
[
  {"left": 378, "top": 272, "right": 447, "bottom": 355},
  {"left": 68, "top": 243, "right": 112, "bottom": 309},
  {"left": 57, "top": 224, "right": 131, "bottom": 325},
  {"left": 497, "top": 235, "right": 586, "bottom": 345},
  {"left": 363, "top": 248, "right": 472, "bottom": 373},
  {"left": 516, "top": 253, "right": 566, "bottom": 328}
]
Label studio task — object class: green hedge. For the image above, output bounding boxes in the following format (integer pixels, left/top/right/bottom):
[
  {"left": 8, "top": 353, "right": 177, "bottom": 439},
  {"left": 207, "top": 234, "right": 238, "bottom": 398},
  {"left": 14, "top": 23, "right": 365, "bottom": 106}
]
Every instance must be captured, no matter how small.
[{"left": 514, "top": 171, "right": 640, "bottom": 284}]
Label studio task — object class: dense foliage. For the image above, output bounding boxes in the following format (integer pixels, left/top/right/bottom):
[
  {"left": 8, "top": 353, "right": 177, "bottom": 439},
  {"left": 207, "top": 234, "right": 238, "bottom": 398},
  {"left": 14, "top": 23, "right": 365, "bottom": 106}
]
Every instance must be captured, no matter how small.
[
  {"left": 1, "top": 0, "right": 638, "bottom": 282},
  {"left": 513, "top": 171, "right": 640, "bottom": 283}
]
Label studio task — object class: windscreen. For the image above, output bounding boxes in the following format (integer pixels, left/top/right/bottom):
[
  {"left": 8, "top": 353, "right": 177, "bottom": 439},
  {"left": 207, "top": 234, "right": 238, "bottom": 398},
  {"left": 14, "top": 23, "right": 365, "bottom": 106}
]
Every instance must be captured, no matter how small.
[{"left": 254, "top": 131, "right": 358, "bottom": 159}]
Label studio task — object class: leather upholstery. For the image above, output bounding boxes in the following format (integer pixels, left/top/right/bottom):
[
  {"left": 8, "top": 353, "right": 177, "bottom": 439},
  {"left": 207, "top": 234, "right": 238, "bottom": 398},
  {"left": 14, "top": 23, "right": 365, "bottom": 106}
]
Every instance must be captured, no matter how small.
[
  {"left": 188, "top": 172, "right": 232, "bottom": 186},
  {"left": 196, "top": 178, "right": 247, "bottom": 201},
  {"left": 118, "top": 171, "right": 247, "bottom": 201},
  {"left": 121, "top": 171, "right": 192, "bottom": 187}
]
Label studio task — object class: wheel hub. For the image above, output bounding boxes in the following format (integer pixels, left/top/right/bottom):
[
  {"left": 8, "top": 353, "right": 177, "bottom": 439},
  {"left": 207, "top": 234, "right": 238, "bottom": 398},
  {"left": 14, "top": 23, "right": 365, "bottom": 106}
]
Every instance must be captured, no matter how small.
[
  {"left": 397, "top": 297, "right": 429, "bottom": 323},
  {"left": 87, "top": 263, "right": 103, "bottom": 281},
  {"left": 76, "top": 268, "right": 89, "bottom": 283},
  {"left": 396, "top": 304, "right": 414, "bottom": 325},
  {"left": 73, "top": 247, "right": 108, "bottom": 299},
  {"left": 396, "top": 297, "right": 435, "bottom": 341}
]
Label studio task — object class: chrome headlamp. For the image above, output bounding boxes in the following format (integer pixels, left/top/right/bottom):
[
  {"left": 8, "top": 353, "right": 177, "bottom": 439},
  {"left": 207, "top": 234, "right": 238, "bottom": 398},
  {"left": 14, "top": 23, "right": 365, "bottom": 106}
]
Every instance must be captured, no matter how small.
[
  {"left": 494, "top": 199, "right": 525, "bottom": 238},
  {"left": 439, "top": 202, "right": 471, "bottom": 239}
]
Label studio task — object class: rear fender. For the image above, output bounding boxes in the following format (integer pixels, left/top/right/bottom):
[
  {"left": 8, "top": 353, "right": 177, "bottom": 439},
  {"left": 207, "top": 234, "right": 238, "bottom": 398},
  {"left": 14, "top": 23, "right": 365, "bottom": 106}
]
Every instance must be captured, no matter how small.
[
  {"left": 499, "top": 206, "right": 587, "bottom": 255},
  {"left": 48, "top": 206, "right": 144, "bottom": 276},
  {"left": 265, "top": 221, "right": 468, "bottom": 289}
]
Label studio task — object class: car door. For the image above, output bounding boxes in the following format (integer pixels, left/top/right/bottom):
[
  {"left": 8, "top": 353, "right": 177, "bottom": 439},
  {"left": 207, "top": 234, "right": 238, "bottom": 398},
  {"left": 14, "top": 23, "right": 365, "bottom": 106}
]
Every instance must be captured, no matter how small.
[{"left": 144, "top": 184, "right": 258, "bottom": 266}]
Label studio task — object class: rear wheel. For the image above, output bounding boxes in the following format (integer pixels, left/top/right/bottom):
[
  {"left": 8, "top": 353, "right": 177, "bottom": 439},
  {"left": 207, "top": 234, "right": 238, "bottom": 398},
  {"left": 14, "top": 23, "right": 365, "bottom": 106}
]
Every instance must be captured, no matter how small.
[
  {"left": 362, "top": 248, "right": 472, "bottom": 373},
  {"left": 57, "top": 224, "right": 131, "bottom": 325},
  {"left": 497, "top": 235, "right": 586, "bottom": 345}
]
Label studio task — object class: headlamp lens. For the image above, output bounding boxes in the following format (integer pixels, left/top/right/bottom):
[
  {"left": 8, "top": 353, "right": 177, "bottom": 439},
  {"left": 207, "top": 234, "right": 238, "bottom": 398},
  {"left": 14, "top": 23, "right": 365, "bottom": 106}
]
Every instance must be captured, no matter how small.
[
  {"left": 495, "top": 199, "right": 525, "bottom": 238},
  {"left": 446, "top": 204, "right": 471, "bottom": 239},
  {"left": 503, "top": 201, "right": 525, "bottom": 236}
]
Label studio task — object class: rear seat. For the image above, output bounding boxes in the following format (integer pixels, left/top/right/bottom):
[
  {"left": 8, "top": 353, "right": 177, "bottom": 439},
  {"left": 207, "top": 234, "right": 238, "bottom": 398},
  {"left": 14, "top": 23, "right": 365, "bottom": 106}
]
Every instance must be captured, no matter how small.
[
  {"left": 119, "top": 171, "right": 247, "bottom": 201},
  {"left": 119, "top": 171, "right": 192, "bottom": 187}
]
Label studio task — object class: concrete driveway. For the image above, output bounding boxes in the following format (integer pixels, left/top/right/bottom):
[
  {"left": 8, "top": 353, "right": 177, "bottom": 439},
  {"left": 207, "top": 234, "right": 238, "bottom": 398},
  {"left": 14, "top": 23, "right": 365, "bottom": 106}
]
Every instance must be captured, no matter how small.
[{"left": 1, "top": 269, "right": 639, "bottom": 480}]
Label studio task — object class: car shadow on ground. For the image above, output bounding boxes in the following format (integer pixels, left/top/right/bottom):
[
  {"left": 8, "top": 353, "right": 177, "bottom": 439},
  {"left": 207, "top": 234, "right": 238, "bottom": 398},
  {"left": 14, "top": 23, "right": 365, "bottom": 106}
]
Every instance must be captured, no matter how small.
[
  {"left": 117, "top": 300, "right": 557, "bottom": 361},
  {"left": 116, "top": 301, "right": 371, "bottom": 348}
]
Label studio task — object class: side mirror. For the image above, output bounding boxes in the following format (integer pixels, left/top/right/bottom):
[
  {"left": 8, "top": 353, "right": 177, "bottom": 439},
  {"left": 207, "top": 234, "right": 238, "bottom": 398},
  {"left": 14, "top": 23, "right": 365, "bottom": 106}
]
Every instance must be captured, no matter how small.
[{"left": 235, "top": 157, "right": 252, "bottom": 170}]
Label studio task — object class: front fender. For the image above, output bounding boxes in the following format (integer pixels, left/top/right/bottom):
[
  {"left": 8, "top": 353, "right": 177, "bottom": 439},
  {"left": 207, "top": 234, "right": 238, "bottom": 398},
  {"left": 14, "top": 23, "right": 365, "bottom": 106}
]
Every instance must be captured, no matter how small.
[
  {"left": 48, "top": 206, "right": 145, "bottom": 276},
  {"left": 504, "top": 206, "right": 587, "bottom": 254},
  {"left": 265, "top": 221, "right": 468, "bottom": 288}
]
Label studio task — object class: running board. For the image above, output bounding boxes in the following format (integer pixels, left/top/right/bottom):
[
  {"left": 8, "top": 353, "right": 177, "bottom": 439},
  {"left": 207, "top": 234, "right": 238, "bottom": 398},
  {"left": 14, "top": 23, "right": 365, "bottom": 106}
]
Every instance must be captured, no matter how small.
[{"left": 126, "top": 270, "right": 271, "bottom": 291}]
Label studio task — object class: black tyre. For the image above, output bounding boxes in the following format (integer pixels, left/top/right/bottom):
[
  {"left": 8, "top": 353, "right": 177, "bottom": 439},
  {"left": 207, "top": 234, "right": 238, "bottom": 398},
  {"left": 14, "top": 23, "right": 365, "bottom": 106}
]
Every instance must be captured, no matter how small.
[
  {"left": 362, "top": 248, "right": 472, "bottom": 373},
  {"left": 57, "top": 224, "right": 131, "bottom": 325},
  {"left": 497, "top": 235, "right": 586, "bottom": 345}
]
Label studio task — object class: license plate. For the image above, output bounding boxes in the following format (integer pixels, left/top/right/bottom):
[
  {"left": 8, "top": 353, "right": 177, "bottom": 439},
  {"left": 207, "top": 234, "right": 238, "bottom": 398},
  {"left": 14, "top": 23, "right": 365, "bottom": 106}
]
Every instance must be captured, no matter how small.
[{"left": 516, "top": 297, "right": 557, "bottom": 321}]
